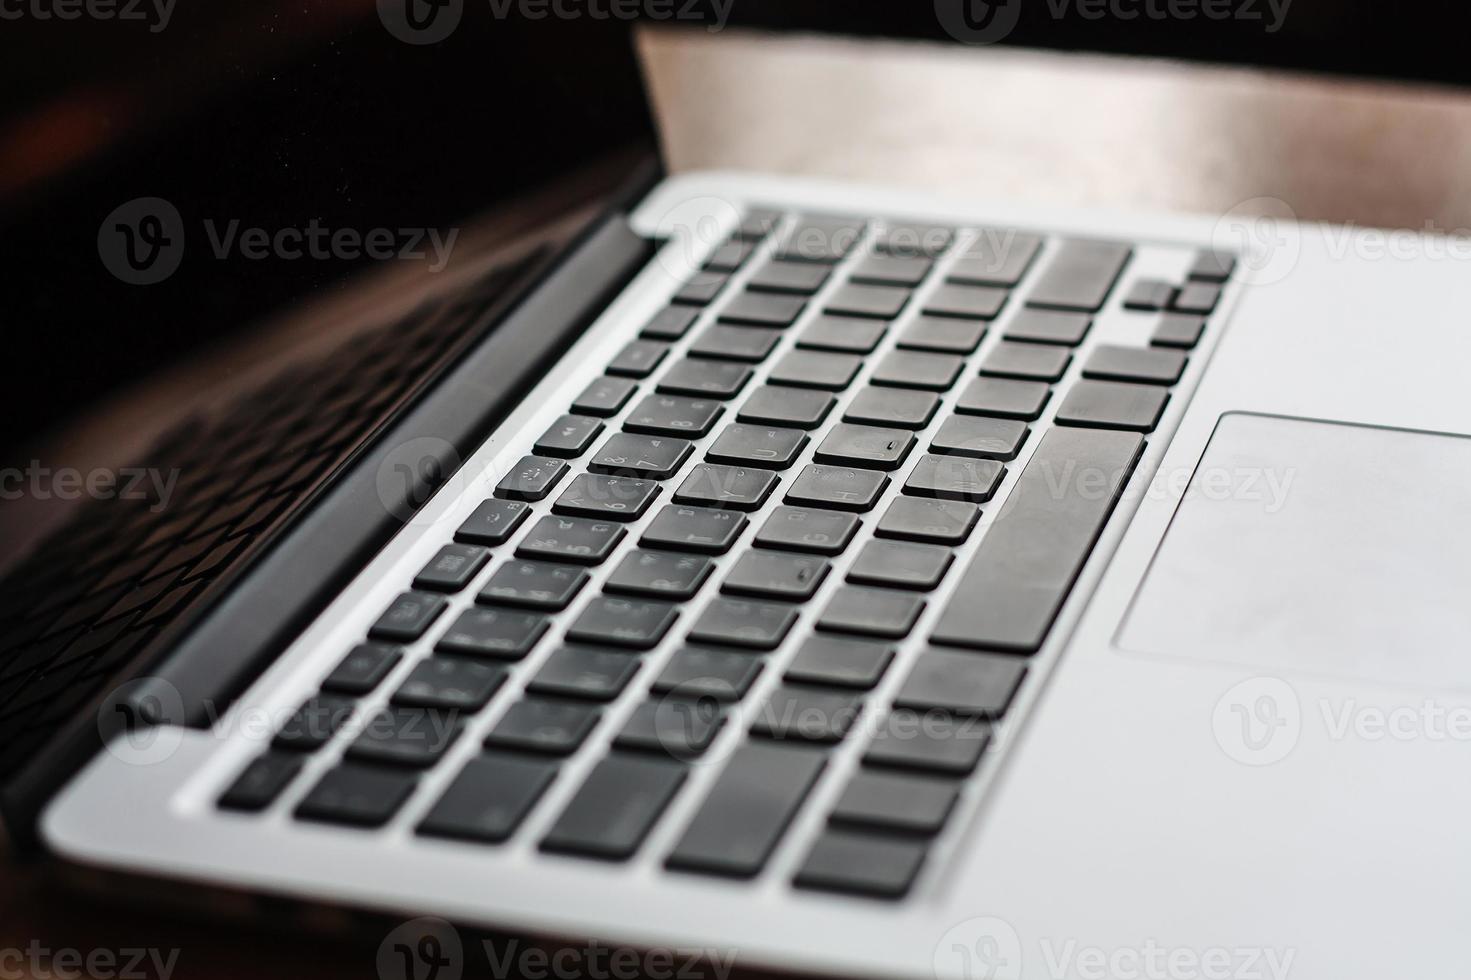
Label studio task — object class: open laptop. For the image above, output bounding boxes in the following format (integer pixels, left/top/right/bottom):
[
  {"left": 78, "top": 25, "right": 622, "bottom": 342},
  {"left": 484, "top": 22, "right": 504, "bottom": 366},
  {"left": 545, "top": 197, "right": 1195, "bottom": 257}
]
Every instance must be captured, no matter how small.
[{"left": 6, "top": 8, "right": 1471, "bottom": 980}]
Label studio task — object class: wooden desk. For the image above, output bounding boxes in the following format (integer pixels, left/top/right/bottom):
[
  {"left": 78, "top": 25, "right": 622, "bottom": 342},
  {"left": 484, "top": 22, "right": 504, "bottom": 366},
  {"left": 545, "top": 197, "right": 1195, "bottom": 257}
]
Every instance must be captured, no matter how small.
[{"left": 8, "top": 26, "right": 1471, "bottom": 979}]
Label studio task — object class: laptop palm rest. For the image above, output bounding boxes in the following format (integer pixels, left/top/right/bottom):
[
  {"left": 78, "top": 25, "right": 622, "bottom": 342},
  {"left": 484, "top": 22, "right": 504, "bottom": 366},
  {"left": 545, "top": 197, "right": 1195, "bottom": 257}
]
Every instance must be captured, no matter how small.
[{"left": 1119, "top": 412, "right": 1471, "bottom": 691}]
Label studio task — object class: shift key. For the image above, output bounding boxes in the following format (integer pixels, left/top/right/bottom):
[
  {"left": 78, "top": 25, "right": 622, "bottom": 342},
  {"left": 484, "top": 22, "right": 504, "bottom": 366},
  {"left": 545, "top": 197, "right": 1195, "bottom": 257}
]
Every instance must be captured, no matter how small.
[{"left": 931, "top": 426, "right": 1143, "bottom": 653}]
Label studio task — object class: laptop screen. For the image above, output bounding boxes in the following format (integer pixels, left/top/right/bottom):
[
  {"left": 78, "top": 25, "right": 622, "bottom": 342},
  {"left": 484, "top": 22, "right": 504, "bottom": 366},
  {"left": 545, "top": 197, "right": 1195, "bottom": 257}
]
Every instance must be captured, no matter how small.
[{"left": 0, "top": 2, "right": 659, "bottom": 460}]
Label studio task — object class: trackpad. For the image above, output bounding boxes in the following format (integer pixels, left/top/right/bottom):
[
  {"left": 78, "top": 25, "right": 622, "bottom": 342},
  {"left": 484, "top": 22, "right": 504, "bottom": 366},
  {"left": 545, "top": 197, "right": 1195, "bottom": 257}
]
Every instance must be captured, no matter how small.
[{"left": 1119, "top": 413, "right": 1471, "bottom": 690}]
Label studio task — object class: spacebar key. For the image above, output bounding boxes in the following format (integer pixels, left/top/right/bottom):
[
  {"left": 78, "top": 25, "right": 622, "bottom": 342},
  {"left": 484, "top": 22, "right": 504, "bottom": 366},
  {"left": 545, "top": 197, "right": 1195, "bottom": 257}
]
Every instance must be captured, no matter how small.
[{"left": 932, "top": 426, "right": 1143, "bottom": 653}]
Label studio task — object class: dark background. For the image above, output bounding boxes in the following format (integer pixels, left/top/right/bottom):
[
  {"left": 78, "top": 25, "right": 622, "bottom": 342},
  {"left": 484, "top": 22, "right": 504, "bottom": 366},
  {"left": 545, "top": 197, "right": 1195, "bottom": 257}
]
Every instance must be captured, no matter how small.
[{"left": 2, "top": 0, "right": 1465, "bottom": 465}]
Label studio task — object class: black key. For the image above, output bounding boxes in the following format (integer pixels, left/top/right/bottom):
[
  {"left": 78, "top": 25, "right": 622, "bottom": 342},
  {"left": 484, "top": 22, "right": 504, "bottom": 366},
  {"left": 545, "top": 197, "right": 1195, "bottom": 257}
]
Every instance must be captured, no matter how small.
[
  {"left": 1083, "top": 344, "right": 1187, "bottom": 386},
  {"left": 615, "top": 698, "right": 725, "bottom": 758},
  {"left": 219, "top": 752, "right": 303, "bottom": 812},
  {"left": 417, "top": 753, "right": 557, "bottom": 843},
  {"left": 1123, "top": 279, "right": 1177, "bottom": 311},
  {"left": 979, "top": 342, "right": 1071, "bottom": 382},
  {"left": 673, "top": 271, "right": 729, "bottom": 305},
  {"left": 766, "top": 350, "right": 862, "bottom": 391},
  {"left": 528, "top": 647, "right": 641, "bottom": 702},
  {"left": 413, "top": 543, "right": 490, "bottom": 593},
  {"left": 653, "top": 647, "right": 764, "bottom": 701},
  {"left": 1003, "top": 308, "right": 1092, "bottom": 346},
  {"left": 588, "top": 433, "right": 692, "bottom": 482},
  {"left": 794, "top": 830, "right": 927, "bottom": 899},
  {"left": 866, "top": 709, "right": 991, "bottom": 774},
  {"left": 494, "top": 456, "right": 569, "bottom": 502},
  {"left": 392, "top": 656, "right": 506, "bottom": 711},
  {"left": 657, "top": 358, "right": 752, "bottom": 399},
  {"left": 571, "top": 375, "right": 638, "bottom": 417},
  {"left": 954, "top": 377, "right": 1051, "bottom": 420},
  {"left": 567, "top": 596, "right": 679, "bottom": 650},
  {"left": 541, "top": 754, "right": 686, "bottom": 860},
  {"left": 642, "top": 504, "right": 749, "bottom": 554},
  {"left": 751, "top": 686, "right": 863, "bottom": 743},
  {"left": 921, "top": 283, "right": 1008, "bottom": 321},
  {"left": 933, "top": 427, "right": 1143, "bottom": 652},
  {"left": 905, "top": 453, "right": 1005, "bottom": 502},
  {"left": 850, "top": 252, "right": 932, "bottom": 287},
  {"left": 706, "top": 423, "right": 808, "bottom": 470},
  {"left": 623, "top": 393, "right": 723, "bottom": 437},
  {"left": 718, "top": 291, "right": 806, "bottom": 327},
  {"left": 640, "top": 306, "right": 700, "bottom": 341},
  {"left": 831, "top": 769, "right": 960, "bottom": 835},
  {"left": 1027, "top": 239, "right": 1132, "bottom": 312},
  {"left": 848, "top": 540, "right": 953, "bottom": 591},
  {"left": 688, "top": 324, "right": 782, "bottom": 362},
  {"left": 948, "top": 229, "right": 1042, "bottom": 286},
  {"left": 688, "top": 597, "right": 798, "bottom": 650},
  {"left": 817, "top": 585, "right": 925, "bottom": 639},
  {"left": 274, "top": 694, "right": 356, "bottom": 752},
  {"left": 516, "top": 515, "right": 625, "bottom": 565},
  {"left": 776, "top": 215, "right": 865, "bottom": 263},
  {"left": 704, "top": 237, "right": 755, "bottom": 272},
  {"left": 322, "top": 643, "right": 402, "bottom": 695},
  {"left": 1173, "top": 282, "right": 1221, "bottom": 314},
  {"left": 665, "top": 742, "right": 826, "bottom": 877},
  {"left": 737, "top": 385, "right": 836, "bottom": 430},
  {"left": 930, "top": 416, "right": 1029, "bottom": 460},
  {"left": 534, "top": 415, "right": 604, "bottom": 459},
  {"left": 785, "top": 635, "right": 894, "bottom": 690},
  {"left": 824, "top": 283, "right": 911, "bottom": 320},
  {"left": 1152, "top": 313, "right": 1207, "bottom": 350},
  {"left": 477, "top": 560, "right": 589, "bottom": 610},
  {"left": 897, "top": 315, "right": 987, "bottom": 354},
  {"left": 1189, "top": 250, "right": 1236, "bottom": 282},
  {"left": 785, "top": 464, "right": 890, "bottom": 512},
  {"left": 876, "top": 222, "right": 953, "bottom": 257},
  {"left": 295, "top": 764, "right": 417, "bottom": 827},
  {"left": 347, "top": 707, "right": 462, "bottom": 767},
  {"left": 1054, "top": 379, "right": 1169, "bottom": 433},
  {"left": 894, "top": 651, "right": 1026, "bottom": 718},
  {"left": 486, "top": 699, "right": 601, "bottom": 755},
  {"left": 875, "top": 497, "right": 980, "bottom": 545},
  {"left": 748, "top": 258, "right": 831, "bottom": 295},
  {"left": 605, "top": 549, "right": 713, "bottom": 600},
  {"left": 736, "top": 208, "right": 782, "bottom": 241},
  {"left": 722, "top": 550, "right": 830, "bottom": 601},
  {"left": 870, "top": 350, "right": 964, "bottom": 391},
  {"left": 814, "top": 423, "right": 916, "bottom": 471},
  {"left": 844, "top": 387, "right": 941, "bottom": 430},
  {"left": 370, "top": 591, "right": 447, "bottom": 642},
  {"left": 437, "top": 607, "right": 549, "bottom": 660},
  {"left": 754, "top": 506, "right": 861, "bottom": 555},
  {"left": 672, "top": 463, "right": 778, "bottom": 511},
  {"left": 455, "top": 498, "right": 530, "bottom": 546},
  {"left": 797, "top": 315, "right": 888, "bottom": 354}
]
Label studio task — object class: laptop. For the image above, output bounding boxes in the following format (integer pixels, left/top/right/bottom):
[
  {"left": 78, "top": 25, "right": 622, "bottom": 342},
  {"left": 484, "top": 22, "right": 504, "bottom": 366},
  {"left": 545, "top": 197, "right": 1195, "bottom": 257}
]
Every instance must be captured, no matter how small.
[{"left": 6, "top": 8, "right": 1470, "bottom": 980}]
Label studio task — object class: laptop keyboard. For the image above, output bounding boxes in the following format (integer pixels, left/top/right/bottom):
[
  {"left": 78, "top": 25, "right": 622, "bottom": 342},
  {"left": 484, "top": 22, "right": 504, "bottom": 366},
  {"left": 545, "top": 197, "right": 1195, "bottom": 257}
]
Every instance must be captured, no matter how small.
[{"left": 218, "top": 210, "right": 1233, "bottom": 900}]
